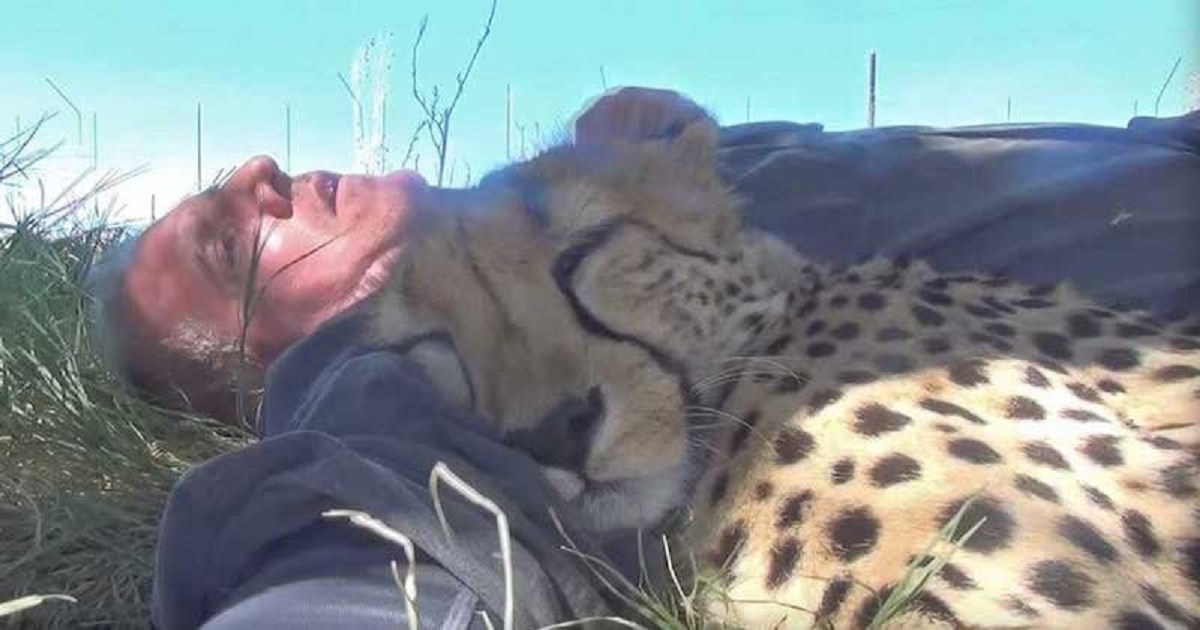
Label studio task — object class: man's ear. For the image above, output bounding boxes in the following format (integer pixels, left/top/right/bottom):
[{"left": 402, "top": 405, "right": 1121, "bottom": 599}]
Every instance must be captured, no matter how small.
[{"left": 572, "top": 86, "right": 716, "bottom": 147}]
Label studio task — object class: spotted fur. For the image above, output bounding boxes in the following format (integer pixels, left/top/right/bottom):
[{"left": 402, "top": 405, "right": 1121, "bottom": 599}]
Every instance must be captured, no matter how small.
[{"left": 368, "top": 94, "right": 1200, "bottom": 628}]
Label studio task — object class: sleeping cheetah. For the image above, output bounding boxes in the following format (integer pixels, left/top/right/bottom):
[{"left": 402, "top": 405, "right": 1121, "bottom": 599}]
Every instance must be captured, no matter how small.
[{"left": 368, "top": 92, "right": 1200, "bottom": 628}]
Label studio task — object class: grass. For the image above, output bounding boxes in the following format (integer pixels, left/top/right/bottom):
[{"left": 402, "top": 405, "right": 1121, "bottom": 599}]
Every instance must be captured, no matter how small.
[
  {"left": 0, "top": 125, "right": 248, "bottom": 628},
  {"left": 0, "top": 124, "right": 975, "bottom": 629}
]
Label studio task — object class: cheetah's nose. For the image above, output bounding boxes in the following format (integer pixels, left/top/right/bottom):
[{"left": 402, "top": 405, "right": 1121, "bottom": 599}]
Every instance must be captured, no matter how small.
[{"left": 502, "top": 387, "right": 605, "bottom": 473}]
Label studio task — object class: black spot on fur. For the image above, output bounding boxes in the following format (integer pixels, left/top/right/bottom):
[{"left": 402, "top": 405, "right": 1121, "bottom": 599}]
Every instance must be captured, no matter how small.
[
  {"left": 837, "top": 370, "right": 878, "bottom": 384},
  {"left": 1059, "top": 515, "right": 1119, "bottom": 563},
  {"left": 828, "top": 506, "right": 880, "bottom": 562},
  {"left": 1062, "top": 408, "right": 1107, "bottom": 423},
  {"left": 1025, "top": 365, "right": 1051, "bottom": 388},
  {"left": 1183, "top": 538, "right": 1200, "bottom": 593},
  {"left": 1171, "top": 336, "right": 1200, "bottom": 351},
  {"left": 985, "top": 322, "right": 1016, "bottom": 338},
  {"left": 854, "top": 403, "right": 912, "bottom": 436},
  {"left": 830, "top": 322, "right": 860, "bottom": 340},
  {"left": 923, "top": 336, "right": 952, "bottom": 354},
  {"left": 1067, "top": 312, "right": 1102, "bottom": 338},
  {"left": 876, "top": 326, "right": 912, "bottom": 342},
  {"left": 939, "top": 563, "right": 977, "bottom": 590},
  {"left": 1003, "top": 597, "right": 1040, "bottom": 619},
  {"left": 1068, "top": 382, "right": 1103, "bottom": 403},
  {"left": 774, "top": 428, "right": 815, "bottom": 464},
  {"left": 970, "top": 331, "right": 1013, "bottom": 352},
  {"left": 1097, "top": 378, "right": 1126, "bottom": 394},
  {"left": 816, "top": 579, "right": 851, "bottom": 619},
  {"left": 912, "top": 304, "right": 946, "bottom": 327},
  {"left": 858, "top": 292, "right": 887, "bottom": 311},
  {"left": 1027, "top": 560, "right": 1095, "bottom": 609},
  {"left": 919, "top": 289, "right": 953, "bottom": 306},
  {"left": 806, "top": 341, "right": 837, "bottom": 358},
  {"left": 809, "top": 388, "right": 843, "bottom": 413},
  {"left": 1143, "top": 435, "right": 1182, "bottom": 450},
  {"left": 1115, "top": 612, "right": 1165, "bottom": 630},
  {"left": 869, "top": 453, "right": 922, "bottom": 487},
  {"left": 873, "top": 353, "right": 915, "bottom": 374},
  {"left": 982, "top": 295, "right": 1017, "bottom": 314},
  {"left": 966, "top": 303, "right": 1001, "bottom": 319},
  {"left": 1141, "top": 583, "right": 1194, "bottom": 627},
  {"left": 708, "top": 521, "right": 747, "bottom": 569},
  {"left": 948, "top": 438, "right": 1003, "bottom": 464},
  {"left": 1153, "top": 364, "right": 1200, "bottom": 382},
  {"left": 921, "top": 398, "right": 986, "bottom": 424},
  {"left": 935, "top": 423, "right": 958, "bottom": 433},
  {"left": 948, "top": 358, "right": 989, "bottom": 387},
  {"left": 1033, "top": 331, "right": 1074, "bottom": 360},
  {"left": 1097, "top": 347, "right": 1141, "bottom": 371},
  {"left": 1015, "top": 474, "right": 1060, "bottom": 503},
  {"left": 1161, "top": 462, "right": 1197, "bottom": 498},
  {"left": 940, "top": 495, "right": 1014, "bottom": 553},
  {"left": 1006, "top": 396, "right": 1046, "bottom": 420},
  {"left": 753, "top": 481, "right": 774, "bottom": 501},
  {"left": 765, "top": 334, "right": 793, "bottom": 355},
  {"left": 1122, "top": 510, "right": 1161, "bottom": 558},
  {"left": 831, "top": 459, "right": 855, "bottom": 484},
  {"left": 1040, "top": 359, "right": 1070, "bottom": 375},
  {"left": 1082, "top": 485, "right": 1115, "bottom": 510},
  {"left": 776, "top": 490, "right": 812, "bottom": 529},
  {"left": 1116, "top": 323, "right": 1157, "bottom": 338},
  {"left": 829, "top": 295, "right": 848, "bottom": 308},
  {"left": 765, "top": 537, "right": 801, "bottom": 589},
  {"left": 1080, "top": 435, "right": 1124, "bottom": 467},
  {"left": 708, "top": 471, "right": 730, "bottom": 506},
  {"left": 1024, "top": 441, "right": 1070, "bottom": 469},
  {"left": 854, "top": 586, "right": 890, "bottom": 628},
  {"left": 805, "top": 320, "right": 826, "bottom": 336}
]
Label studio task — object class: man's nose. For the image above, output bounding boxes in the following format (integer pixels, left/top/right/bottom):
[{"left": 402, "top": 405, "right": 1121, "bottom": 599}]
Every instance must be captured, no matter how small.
[{"left": 226, "top": 155, "right": 292, "bottom": 219}]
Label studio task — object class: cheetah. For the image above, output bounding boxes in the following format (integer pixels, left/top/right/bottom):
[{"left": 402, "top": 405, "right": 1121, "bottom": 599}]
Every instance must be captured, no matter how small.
[{"left": 368, "top": 92, "right": 1200, "bottom": 628}]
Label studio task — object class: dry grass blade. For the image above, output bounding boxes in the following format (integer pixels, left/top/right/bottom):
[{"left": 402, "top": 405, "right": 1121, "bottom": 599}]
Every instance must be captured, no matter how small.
[
  {"left": 866, "top": 493, "right": 986, "bottom": 630},
  {"left": 0, "top": 593, "right": 77, "bottom": 618},
  {"left": 322, "top": 509, "right": 421, "bottom": 630},
  {"left": 429, "top": 461, "right": 514, "bottom": 630}
]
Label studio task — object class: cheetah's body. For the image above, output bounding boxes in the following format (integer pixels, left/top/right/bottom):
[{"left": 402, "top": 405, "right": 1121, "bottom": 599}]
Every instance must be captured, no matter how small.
[
  {"left": 368, "top": 96, "right": 1200, "bottom": 629},
  {"left": 673, "top": 255, "right": 1200, "bottom": 628}
]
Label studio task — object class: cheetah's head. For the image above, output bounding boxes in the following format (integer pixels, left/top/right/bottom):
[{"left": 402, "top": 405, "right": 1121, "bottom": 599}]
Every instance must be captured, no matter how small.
[{"left": 369, "top": 89, "right": 801, "bottom": 531}]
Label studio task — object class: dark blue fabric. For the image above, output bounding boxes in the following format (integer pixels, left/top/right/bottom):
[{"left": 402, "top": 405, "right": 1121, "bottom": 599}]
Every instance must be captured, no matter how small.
[
  {"left": 151, "top": 310, "right": 616, "bottom": 630},
  {"left": 723, "top": 110, "right": 1200, "bottom": 318}
]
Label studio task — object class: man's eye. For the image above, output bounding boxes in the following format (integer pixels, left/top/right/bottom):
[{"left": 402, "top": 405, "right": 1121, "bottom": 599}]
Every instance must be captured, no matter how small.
[{"left": 218, "top": 233, "right": 238, "bottom": 268}]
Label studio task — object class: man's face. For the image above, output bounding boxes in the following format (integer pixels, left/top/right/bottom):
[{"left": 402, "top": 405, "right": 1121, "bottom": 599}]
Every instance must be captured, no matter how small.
[{"left": 124, "top": 155, "right": 426, "bottom": 368}]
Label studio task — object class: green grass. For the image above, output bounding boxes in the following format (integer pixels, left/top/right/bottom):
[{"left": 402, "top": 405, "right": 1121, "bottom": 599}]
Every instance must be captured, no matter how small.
[{"left": 0, "top": 124, "right": 248, "bottom": 628}]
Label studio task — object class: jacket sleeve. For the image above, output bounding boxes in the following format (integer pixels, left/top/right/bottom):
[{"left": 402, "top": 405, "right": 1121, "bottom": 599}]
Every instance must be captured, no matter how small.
[{"left": 151, "top": 313, "right": 616, "bottom": 630}]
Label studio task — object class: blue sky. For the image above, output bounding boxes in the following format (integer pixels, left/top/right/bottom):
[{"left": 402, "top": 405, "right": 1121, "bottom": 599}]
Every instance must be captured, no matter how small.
[{"left": 2, "top": 0, "right": 1196, "bottom": 223}]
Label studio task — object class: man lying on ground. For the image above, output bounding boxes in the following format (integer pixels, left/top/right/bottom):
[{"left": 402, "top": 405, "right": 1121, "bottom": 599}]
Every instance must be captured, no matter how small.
[{"left": 85, "top": 88, "right": 1200, "bottom": 629}]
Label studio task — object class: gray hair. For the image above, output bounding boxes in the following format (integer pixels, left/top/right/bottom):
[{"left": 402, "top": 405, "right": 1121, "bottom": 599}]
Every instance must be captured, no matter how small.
[{"left": 83, "top": 229, "right": 250, "bottom": 422}]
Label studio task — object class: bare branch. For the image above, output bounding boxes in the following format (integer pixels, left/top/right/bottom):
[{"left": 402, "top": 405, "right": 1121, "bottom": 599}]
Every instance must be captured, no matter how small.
[{"left": 407, "top": 0, "right": 499, "bottom": 185}]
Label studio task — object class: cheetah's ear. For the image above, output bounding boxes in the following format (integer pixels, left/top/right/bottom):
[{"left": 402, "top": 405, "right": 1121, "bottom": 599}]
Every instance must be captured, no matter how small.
[{"left": 572, "top": 86, "right": 716, "bottom": 147}]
